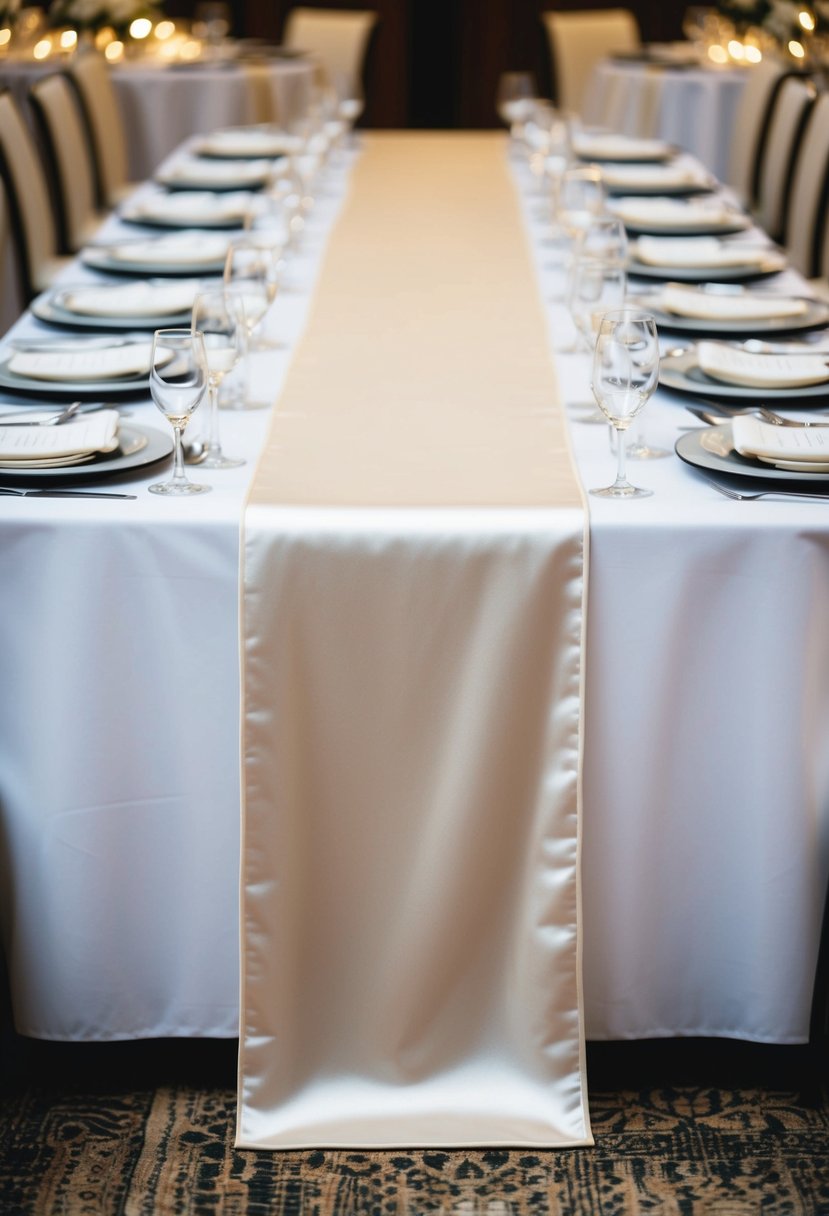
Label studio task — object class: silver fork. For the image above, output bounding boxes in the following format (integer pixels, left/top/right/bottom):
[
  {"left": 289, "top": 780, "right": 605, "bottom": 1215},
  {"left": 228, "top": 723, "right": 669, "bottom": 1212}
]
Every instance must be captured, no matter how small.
[
  {"left": 758, "top": 407, "right": 829, "bottom": 428},
  {"left": 702, "top": 476, "right": 829, "bottom": 502}
]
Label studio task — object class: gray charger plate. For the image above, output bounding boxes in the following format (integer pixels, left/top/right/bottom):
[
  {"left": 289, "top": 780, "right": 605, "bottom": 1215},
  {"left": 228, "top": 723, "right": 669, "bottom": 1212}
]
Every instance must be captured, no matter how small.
[
  {"left": 0, "top": 423, "right": 172, "bottom": 483},
  {"left": 660, "top": 348, "right": 829, "bottom": 402},
  {"left": 676, "top": 423, "right": 829, "bottom": 483},
  {"left": 632, "top": 293, "right": 829, "bottom": 336},
  {"left": 31, "top": 287, "right": 192, "bottom": 332}
]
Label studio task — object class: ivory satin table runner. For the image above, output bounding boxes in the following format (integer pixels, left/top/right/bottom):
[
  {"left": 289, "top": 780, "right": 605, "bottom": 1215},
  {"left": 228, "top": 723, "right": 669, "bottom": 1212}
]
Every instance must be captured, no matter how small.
[{"left": 239, "top": 133, "right": 592, "bottom": 1149}]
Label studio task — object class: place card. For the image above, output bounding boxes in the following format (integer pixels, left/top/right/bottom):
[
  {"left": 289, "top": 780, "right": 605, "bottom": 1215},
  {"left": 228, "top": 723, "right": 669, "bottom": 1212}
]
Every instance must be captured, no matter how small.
[
  {"left": 60, "top": 281, "right": 201, "bottom": 318},
  {"left": 7, "top": 343, "right": 154, "bottom": 382},
  {"left": 660, "top": 285, "right": 808, "bottom": 320},
  {"left": 610, "top": 198, "right": 747, "bottom": 229},
  {"left": 634, "top": 237, "right": 784, "bottom": 269}
]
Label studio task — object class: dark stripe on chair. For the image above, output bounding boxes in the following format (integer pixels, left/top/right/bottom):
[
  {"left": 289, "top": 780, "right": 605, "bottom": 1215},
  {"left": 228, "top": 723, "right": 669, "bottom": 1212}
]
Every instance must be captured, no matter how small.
[
  {"left": 810, "top": 134, "right": 829, "bottom": 280},
  {"left": 773, "top": 81, "right": 819, "bottom": 245}
]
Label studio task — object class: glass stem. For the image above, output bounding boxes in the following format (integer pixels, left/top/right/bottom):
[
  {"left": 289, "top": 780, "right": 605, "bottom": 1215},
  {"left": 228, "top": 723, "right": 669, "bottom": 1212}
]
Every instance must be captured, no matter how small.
[
  {"left": 207, "top": 379, "right": 221, "bottom": 456},
  {"left": 615, "top": 425, "right": 628, "bottom": 487},
  {"left": 172, "top": 423, "right": 187, "bottom": 487}
]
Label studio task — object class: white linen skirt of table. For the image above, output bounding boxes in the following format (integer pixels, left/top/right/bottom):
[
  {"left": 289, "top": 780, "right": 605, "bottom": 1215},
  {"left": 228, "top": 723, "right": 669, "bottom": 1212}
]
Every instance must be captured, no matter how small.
[{"left": 238, "top": 133, "right": 591, "bottom": 1148}]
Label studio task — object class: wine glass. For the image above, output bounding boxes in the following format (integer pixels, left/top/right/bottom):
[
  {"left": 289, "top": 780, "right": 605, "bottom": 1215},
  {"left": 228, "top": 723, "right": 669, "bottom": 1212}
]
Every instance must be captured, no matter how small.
[
  {"left": 554, "top": 164, "right": 606, "bottom": 245},
  {"left": 191, "top": 290, "right": 245, "bottom": 466},
  {"left": 581, "top": 216, "right": 628, "bottom": 266},
  {"left": 225, "top": 237, "right": 282, "bottom": 357},
  {"left": 590, "top": 309, "right": 660, "bottom": 499},
  {"left": 569, "top": 256, "right": 627, "bottom": 353},
  {"left": 148, "top": 329, "right": 210, "bottom": 497},
  {"left": 495, "top": 71, "right": 538, "bottom": 134}
]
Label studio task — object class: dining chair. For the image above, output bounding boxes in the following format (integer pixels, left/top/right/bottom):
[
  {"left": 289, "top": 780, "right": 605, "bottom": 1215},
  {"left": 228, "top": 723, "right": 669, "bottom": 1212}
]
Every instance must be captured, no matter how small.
[
  {"left": 785, "top": 91, "right": 829, "bottom": 285},
  {"left": 725, "top": 59, "right": 794, "bottom": 208},
  {"left": 65, "top": 50, "right": 132, "bottom": 209},
  {"left": 282, "top": 6, "right": 377, "bottom": 102},
  {"left": 541, "top": 8, "right": 640, "bottom": 117},
  {"left": 753, "top": 74, "right": 818, "bottom": 244},
  {"left": 0, "top": 89, "right": 69, "bottom": 307}
]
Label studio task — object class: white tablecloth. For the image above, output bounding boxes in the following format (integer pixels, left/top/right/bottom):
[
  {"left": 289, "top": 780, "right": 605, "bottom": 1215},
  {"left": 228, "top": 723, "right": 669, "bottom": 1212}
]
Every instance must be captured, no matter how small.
[
  {"left": 1, "top": 137, "right": 828, "bottom": 1046},
  {"left": 587, "top": 58, "right": 746, "bottom": 180},
  {"left": 0, "top": 55, "right": 315, "bottom": 179}
]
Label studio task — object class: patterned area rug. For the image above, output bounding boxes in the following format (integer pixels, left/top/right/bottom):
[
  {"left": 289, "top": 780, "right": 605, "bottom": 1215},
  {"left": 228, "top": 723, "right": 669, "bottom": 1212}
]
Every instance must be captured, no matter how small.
[{"left": 1, "top": 1040, "right": 828, "bottom": 1215}]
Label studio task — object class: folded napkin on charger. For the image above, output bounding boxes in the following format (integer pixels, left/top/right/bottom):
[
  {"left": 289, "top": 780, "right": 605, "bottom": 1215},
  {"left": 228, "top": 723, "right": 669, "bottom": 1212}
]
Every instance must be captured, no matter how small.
[
  {"left": 659, "top": 284, "right": 808, "bottom": 320},
  {"left": 160, "top": 157, "right": 272, "bottom": 187},
  {"left": 198, "top": 127, "right": 299, "bottom": 158},
  {"left": 634, "top": 236, "right": 784, "bottom": 269},
  {"left": 697, "top": 341, "right": 829, "bottom": 388},
  {"left": 602, "top": 163, "right": 710, "bottom": 190},
  {"left": 732, "top": 416, "right": 829, "bottom": 469},
  {"left": 574, "top": 133, "right": 670, "bottom": 161},
  {"left": 0, "top": 410, "right": 120, "bottom": 465},
  {"left": 611, "top": 197, "right": 747, "bottom": 228},
  {"left": 126, "top": 191, "right": 252, "bottom": 224},
  {"left": 101, "top": 234, "right": 230, "bottom": 266},
  {"left": 8, "top": 342, "right": 154, "bottom": 382},
  {"left": 59, "top": 280, "right": 201, "bottom": 318}
]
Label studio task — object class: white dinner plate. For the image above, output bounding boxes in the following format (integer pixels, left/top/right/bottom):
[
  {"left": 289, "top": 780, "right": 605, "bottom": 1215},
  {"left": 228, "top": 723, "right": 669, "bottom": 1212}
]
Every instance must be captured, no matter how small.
[
  {"left": 0, "top": 348, "right": 151, "bottom": 398},
  {"left": 676, "top": 423, "right": 829, "bottom": 482},
  {"left": 0, "top": 423, "right": 171, "bottom": 482},
  {"left": 660, "top": 348, "right": 829, "bottom": 401},
  {"left": 628, "top": 252, "right": 786, "bottom": 282}
]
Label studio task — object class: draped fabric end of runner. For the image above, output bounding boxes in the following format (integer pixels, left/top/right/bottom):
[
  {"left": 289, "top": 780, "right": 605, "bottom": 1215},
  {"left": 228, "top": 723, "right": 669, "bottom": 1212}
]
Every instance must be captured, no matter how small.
[{"left": 239, "top": 133, "right": 592, "bottom": 1149}]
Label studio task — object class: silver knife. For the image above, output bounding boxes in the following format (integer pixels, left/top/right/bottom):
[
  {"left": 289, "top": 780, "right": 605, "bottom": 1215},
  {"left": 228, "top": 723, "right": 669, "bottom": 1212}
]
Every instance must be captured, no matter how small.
[{"left": 0, "top": 488, "right": 137, "bottom": 498}]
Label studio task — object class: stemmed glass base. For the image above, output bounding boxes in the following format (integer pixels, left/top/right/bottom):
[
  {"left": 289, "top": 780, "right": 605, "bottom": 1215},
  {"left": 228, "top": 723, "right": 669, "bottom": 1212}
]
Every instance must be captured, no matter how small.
[
  {"left": 590, "top": 479, "right": 652, "bottom": 499},
  {"left": 150, "top": 479, "right": 211, "bottom": 496}
]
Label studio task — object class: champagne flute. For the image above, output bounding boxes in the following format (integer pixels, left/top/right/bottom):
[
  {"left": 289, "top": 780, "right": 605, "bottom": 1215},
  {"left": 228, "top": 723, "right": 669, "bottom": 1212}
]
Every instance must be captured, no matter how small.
[
  {"left": 569, "top": 256, "right": 627, "bottom": 353},
  {"left": 590, "top": 309, "right": 660, "bottom": 499},
  {"left": 554, "top": 164, "right": 606, "bottom": 245},
  {"left": 191, "top": 289, "right": 245, "bottom": 467},
  {"left": 148, "top": 328, "right": 210, "bottom": 496},
  {"left": 496, "top": 71, "right": 538, "bottom": 130}
]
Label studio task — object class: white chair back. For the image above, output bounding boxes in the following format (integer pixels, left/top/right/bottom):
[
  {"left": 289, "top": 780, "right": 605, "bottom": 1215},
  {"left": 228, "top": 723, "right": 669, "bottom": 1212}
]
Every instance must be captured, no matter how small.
[
  {"left": 67, "top": 50, "right": 130, "bottom": 207},
  {"left": 0, "top": 89, "right": 59, "bottom": 302},
  {"left": 29, "top": 72, "right": 100, "bottom": 254},
  {"left": 283, "top": 6, "right": 377, "bottom": 100},
  {"left": 541, "top": 8, "right": 640, "bottom": 117},
  {"left": 754, "top": 75, "right": 818, "bottom": 242},
  {"left": 725, "top": 59, "right": 789, "bottom": 206},
  {"left": 785, "top": 91, "right": 829, "bottom": 281}
]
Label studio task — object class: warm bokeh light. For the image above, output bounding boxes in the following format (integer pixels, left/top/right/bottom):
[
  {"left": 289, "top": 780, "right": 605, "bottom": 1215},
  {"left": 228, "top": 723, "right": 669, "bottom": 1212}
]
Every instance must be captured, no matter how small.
[
  {"left": 155, "top": 19, "right": 175, "bottom": 40},
  {"left": 727, "top": 38, "right": 745, "bottom": 59},
  {"left": 104, "top": 39, "right": 124, "bottom": 60},
  {"left": 788, "top": 38, "right": 806, "bottom": 56},
  {"left": 129, "top": 17, "right": 152, "bottom": 39},
  {"left": 59, "top": 29, "right": 77, "bottom": 49},
  {"left": 0, "top": 27, "right": 11, "bottom": 46},
  {"left": 745, "top": 44, "right": 763, "bottom": 62},
  {"left": 95, "top": 26, "right": 115, "bottom": 48},
  {"left": 33, "top": 38, "right": 52, "bottom": 59},
  {"left": 179, "top": 38, "right": 201, "bottom": 59},
  {"left": 707, "top": 44, "right": 729, "bottom": 63},
  {"left": 799, "top": 9, "right": 816, "bottom": 30}
]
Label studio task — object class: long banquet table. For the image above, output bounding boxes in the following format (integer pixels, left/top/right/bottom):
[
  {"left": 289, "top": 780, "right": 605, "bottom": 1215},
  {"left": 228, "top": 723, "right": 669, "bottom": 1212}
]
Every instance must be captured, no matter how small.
[{"left": 1, "top": 131, "right": 828, "bottom": 1054}]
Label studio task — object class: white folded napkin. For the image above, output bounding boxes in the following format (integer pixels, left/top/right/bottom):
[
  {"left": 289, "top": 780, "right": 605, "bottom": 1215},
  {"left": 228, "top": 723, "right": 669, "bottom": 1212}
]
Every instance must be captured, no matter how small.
[
  {"left": 611, "top": 197, "right": 747, "bottom": 229},
  {"left": 8, "top": 342, "right": 154, "bottom": 382},
  {"left": 162, "top": 157, "right": 272, "bottom": 187},
  {"left": 602, "top": 164, "right": 709, "bottom": 190},
  {"left": 59, "top": 280, "right": 201, "bottom": 318},
  {"left": 199, "top": 127, "right": 298, "bottom": 158},
  {"left": 127, "top": 191, "right": 252, "bottom": 224},
  {"left": 732, "top": 416, "right": 829, "bottom": 469},
  {"left": 104, "top": 234, "right": 230, "bottom": 266},
  {"left": 697, "top": 341, "right": 829, "bottom": 388},
  {"left": 659, "top": 284, "right": 808, "bottom": 320},
  {"left": 634, "top": 237, "right": 784, "bottom": 269},
  {"left": 574, "top": 133, "right": 670, "bottom": 161},
  {"left": 0, "top": 410, "right": 120, "bottom": 463}
]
